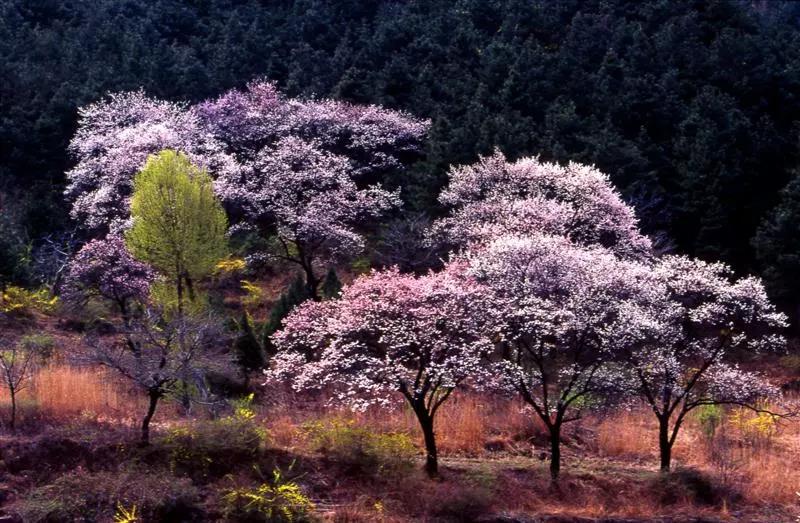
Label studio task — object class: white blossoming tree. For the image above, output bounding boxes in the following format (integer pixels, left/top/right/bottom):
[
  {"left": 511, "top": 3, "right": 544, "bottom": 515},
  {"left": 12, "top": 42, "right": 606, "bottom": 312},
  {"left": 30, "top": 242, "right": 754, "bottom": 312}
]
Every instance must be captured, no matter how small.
[
  {"left": 430, "top": 150, "right": 652, "bottom": 259},
  {"left": 467, "top": 234, "right": 663, "bottom": 480},
  {"left": 627, "top": 255, "right": 787, "bottom": 471}
]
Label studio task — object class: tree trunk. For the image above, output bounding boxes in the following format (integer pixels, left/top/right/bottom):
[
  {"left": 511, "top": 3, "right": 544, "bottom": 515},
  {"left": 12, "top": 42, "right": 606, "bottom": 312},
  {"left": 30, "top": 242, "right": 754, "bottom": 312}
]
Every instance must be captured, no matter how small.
[
  {"left": 302, "top": 262, "right": 319, "bottom": 301},
  {"left": 9, "top": 388, "right": 16, "bottom": 431},
  {"left": 415, "top": 408, "right": 439, "bottom": 478},
  {"left": 658, "top": 415, "right": 672, "bottom": 472},
  {"left": 140, "top": 390, "right": 160, "bottom": 445},
  {"left": 549, "top": 423, "right": 561, "bottom": 481}
]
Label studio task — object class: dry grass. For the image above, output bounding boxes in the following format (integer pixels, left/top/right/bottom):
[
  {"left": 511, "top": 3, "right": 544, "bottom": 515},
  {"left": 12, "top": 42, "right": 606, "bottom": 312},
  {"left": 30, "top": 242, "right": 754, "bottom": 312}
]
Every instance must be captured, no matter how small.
[
  {"left": 2, "top": 364, "right": 799, "bottom": 517},
  {"left": 0, "top": 365, "right": 145, "bottom": 425}
]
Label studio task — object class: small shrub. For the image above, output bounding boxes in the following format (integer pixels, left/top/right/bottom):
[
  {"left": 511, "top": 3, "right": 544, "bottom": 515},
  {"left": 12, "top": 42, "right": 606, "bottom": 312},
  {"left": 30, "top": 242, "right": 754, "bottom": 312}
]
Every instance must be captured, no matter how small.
[
  {"left": 221, "top": 466, "right": 315, "bottom": 522},
  {"left": 163, "top": 396, "right": 268, "bottom": 481},
  {"left": 0, "top": 286, "right": 58, "bottom": 315},
  {"left": 215, "top": 257, "right": 247, "bottom": 275},
  {"left": 729, "top": 406, "right": 777, "bottom": 448},
  {"left": 696, "top": 404, "right": 724, "bottom": 439},
  {"left": 240, "top": 279, "right": 264, "bottom": 309},
  {"left": 13, "top": 468, "right": 200, "bottom": 522},
  {"left": 302, "top": 418, "right": 416, "bottom": 475}
]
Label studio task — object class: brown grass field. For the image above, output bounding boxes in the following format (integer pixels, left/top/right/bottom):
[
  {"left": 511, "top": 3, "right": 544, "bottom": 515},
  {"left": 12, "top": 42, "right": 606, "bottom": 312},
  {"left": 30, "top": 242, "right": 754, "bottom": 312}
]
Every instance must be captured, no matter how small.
[{"left": 0, "top": 364, "right": 798, "bottom": 521}]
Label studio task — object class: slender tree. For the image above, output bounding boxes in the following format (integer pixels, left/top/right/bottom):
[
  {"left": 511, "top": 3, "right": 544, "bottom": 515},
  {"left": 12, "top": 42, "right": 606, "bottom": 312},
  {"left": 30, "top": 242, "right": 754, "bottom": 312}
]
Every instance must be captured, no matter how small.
[
  {"left": 627, "top": 255, "right": 786, "bottom": 471},
  {"left": 468, "top": 234, "right": 659, "bottom": 480},
  {"left": 125, "top": 150, "right": 228, "bottom": 314},
  {"left": 0, "top": 338, "right": 38, "bottom": 430}
]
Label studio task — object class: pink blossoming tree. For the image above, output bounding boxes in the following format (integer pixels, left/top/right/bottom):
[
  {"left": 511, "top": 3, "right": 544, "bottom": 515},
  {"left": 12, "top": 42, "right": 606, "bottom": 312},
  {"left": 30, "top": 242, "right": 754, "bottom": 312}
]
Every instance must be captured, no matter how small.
[
  {"left": 63, "top": 235, "right": 155, "bottom": 323},
  {"left": 66, "top": 91, "right": 236, "bottom": 233},
  {"left": 270, "top": 266, "right": 495, "bottom": 478},
  {"left": 216, "top": 136, "right": 401, "bottom": 299}
]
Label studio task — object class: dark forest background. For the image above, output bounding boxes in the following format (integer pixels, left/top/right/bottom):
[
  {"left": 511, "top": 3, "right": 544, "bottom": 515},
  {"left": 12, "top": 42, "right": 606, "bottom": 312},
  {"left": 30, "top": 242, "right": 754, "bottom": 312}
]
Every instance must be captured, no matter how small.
[{"left": 4, "top": 0, "right": 800, "bottom": 314}]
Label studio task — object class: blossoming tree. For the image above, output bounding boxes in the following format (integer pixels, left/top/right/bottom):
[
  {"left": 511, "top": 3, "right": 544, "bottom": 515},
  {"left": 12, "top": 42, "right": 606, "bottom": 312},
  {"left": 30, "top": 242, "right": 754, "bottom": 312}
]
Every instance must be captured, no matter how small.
[
  {"left": 63, "top": 235, "right": 155, "bottom": 323},
  {"left": 215, "top": 136, "right": 400, "bottom": 299},
  {"left": 430, "top": 151, "right": 651, "bottom": 259},
  {"left": 66, "top": 91, "right": 236, "bottom": 233},
  {"left": 270, "top": 266, "right": 495, "bottom": 478},
  {"left": 467, "top": 234, "right": 663, "bottom": 480},
  {"left": 627, "top": 255, "right": 786, "bottom": 471},
  {"left": 67, "top": 80, "right": 428, "bottom": 298}
]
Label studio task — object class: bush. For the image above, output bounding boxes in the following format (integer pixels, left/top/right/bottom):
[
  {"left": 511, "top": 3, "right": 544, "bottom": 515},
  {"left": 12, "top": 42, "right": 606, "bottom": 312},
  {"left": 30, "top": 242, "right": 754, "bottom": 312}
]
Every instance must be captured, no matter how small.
[
  {"left": 221, "top": 466, "right": 315, "bottom": 522},
  {"left": 163, "top": 396, "right": 268, "bottom": 481},
  {"left": 19, "top": 333, "right": 56, "bottom": 363},
  {"left": 13, "top": 468, "right": 201, "bottom": 522},
  {"left": 302, "top": 418, "right": 416, "bottom": 475},
  {"left": 0, "top": 286, "right": 58, "bottom": 315}
]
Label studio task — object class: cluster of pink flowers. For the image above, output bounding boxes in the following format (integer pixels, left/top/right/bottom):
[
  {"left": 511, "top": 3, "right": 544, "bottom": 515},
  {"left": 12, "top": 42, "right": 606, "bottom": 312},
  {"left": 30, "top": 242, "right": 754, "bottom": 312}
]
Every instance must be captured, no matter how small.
[{"left": 63, "top": 235, "right": 155, "bottom": 310}]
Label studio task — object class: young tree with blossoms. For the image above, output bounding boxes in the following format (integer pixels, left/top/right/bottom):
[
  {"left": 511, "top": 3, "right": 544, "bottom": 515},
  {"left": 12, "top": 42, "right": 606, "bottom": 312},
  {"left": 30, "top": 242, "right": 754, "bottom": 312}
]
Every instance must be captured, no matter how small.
[
  {"left": 467, "top": 234, "right": 663, "bottom": 480},
  {"left": 430, "top": 150, "right": 651, "bottom": 259},
  {"left": 63, "top": 235, "right": 155, "bottom": 325},
  {"left": 626, "top": 255, "right": 787, "bottom": 471},
  {"left": 270, "top": 266, "right": 495, "bottom": 478}
]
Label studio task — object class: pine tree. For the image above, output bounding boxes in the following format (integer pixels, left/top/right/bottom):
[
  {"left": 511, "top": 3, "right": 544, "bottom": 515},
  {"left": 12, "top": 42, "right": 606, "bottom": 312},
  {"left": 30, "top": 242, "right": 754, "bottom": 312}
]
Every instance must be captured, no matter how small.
[
  {"left": 233, "top": 310, "right": 266, "bottom": 388},
  {"left": 262, "top": 273, "right": 310, "bottom": 352}
]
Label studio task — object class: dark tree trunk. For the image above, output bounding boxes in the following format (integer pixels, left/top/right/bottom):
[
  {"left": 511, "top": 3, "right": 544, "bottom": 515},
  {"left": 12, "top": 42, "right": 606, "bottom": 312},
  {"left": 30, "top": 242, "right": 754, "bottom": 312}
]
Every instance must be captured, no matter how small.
[
  {"left": 9, "top": 389, "right": 16, "bottom": 431},
  {"left": 658, "top": 415, "right": 672, "bottom": 471},
  {"left": 414, "top": 407, "right": 439, "bottom": 478},
  {"left": 141, "top": 390, "right": 161, "bottom": 445},
  {"left": 303, "top": 263, "right": 319, "bottom": 301},
  {"left": 549, "top": 423, "right": 561, "bottom": 480}
]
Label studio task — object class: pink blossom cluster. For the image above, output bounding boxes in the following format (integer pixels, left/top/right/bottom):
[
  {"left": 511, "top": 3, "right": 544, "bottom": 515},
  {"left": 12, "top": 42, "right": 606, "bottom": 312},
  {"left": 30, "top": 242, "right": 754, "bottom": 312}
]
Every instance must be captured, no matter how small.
[
  {"left": 63, "top": 235, "right": 155, "bottom": 309},
  {"left": 270, "top": 265, "right": 495, "bottom": 411},
  {"left": 66, "top": 90, "right": 237, "bottom": 233},
  {"left": 66, "top": 80, "right": 429, "bottom": 259}
]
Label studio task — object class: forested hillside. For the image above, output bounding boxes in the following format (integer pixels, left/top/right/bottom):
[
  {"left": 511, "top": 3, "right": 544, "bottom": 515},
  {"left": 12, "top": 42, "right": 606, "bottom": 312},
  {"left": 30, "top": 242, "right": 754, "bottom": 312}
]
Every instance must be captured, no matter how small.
[{"left": 3, "top": 0, "right": 800, "bottom": 306}]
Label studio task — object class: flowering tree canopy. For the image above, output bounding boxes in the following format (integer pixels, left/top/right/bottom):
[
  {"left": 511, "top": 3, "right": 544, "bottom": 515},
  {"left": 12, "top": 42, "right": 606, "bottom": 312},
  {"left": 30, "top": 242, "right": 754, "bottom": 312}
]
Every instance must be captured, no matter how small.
[
  {"left": 216, "top": 136, "right": 400, "bottom": 297},
  {"left": 66, "top": 91, "right": 236, "bottom": 233},
  {"left": 431, "top": 151, "right": 651, "bottom": 259},
  {"left": 627, "top": 254, "right": 786, "bottom": 470},
  {"left": 271, "top": 265, "right": 495, "bottom": 477},
  {"left": 66, "top": 80, "right": 427, "bottom": 297},
  {"left": 63, "top": 235, "right": 155, "bottom": 315},
  {"left": 467, "top": 233, "right": 662, "bottom": 479},
  {"left": 196, "top": 79, "right": 429, "bottom": 179}
]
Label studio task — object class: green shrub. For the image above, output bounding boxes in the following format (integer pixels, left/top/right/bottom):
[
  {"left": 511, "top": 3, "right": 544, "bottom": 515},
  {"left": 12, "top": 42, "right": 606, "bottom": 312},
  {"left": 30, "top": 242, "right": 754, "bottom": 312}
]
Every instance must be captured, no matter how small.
[
  {"left": 302, "top": 418, "right": 416, "bottom": 475},
  {"left": 163, "top": 396, "right": 268, "bottom": 481},
  {"left": 19, "top": 333, "right": 56, "bottom": 363},
  {"left": 0, "top": 286, "right": 58, "bottom": 315},
  {"left": 13, "top": 468, "right": 200, "bottom": 522},
  {"left": 696, "top": 404, "right": 724, "bottom": 439},
  {"left": 221, "top": 466, "right": 315, "bottom": 522}
]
